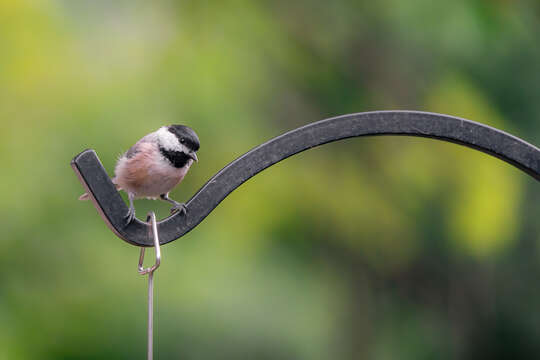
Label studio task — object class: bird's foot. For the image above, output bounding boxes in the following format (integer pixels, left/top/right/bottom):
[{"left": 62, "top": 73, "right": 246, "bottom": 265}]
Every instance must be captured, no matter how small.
[
  {"left": 170, "top": 202, "right": 188, "bottom": 216},
  {"left": 124, "top": 206, "right": 136, "bottom": 226}
]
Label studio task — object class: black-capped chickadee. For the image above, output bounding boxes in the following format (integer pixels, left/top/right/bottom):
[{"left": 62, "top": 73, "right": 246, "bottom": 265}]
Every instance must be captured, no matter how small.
[{"left": 79, "top": 125, "right": 200, "bottom": 224}]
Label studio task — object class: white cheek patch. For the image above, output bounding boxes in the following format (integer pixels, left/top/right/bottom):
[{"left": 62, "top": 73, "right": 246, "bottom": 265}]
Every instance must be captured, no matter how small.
[{"left": 156, "top": 127, "right": 181, "bottom": 151}]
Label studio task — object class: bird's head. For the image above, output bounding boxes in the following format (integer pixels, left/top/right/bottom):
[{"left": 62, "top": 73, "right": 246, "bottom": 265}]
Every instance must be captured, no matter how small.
[{"left": 156, "top": 125, "right": 200, "bottom": 165}]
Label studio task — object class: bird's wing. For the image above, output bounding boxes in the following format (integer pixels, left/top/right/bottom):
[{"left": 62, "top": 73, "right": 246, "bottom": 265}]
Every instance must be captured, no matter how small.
[{"left": 124, "top": 132, "right": 158, "bottom": 159}]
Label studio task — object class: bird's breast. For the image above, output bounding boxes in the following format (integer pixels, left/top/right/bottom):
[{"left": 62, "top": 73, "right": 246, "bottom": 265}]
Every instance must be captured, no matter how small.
[{"left": 114, "top": 142, "right": 191, "bottom": 198}]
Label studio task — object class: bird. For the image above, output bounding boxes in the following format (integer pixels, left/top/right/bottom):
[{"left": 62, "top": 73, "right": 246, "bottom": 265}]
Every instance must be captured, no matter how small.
[{"left": 79, "top": 125, "right": 200, "bottom": 224}]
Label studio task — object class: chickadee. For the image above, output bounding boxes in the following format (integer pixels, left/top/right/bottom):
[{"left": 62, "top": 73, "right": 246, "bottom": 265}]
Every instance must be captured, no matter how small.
[{"left": 79, "top": 125, "right": 200, "bottom": 224}]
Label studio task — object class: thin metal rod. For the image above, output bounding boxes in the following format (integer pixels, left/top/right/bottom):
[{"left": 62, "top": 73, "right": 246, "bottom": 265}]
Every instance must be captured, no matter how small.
[
  {"left": 147, "top": 271, "right": 154, "bottom": 360},
  {"left": 138, "top": 212, "right": 161, "bottom": 360}
]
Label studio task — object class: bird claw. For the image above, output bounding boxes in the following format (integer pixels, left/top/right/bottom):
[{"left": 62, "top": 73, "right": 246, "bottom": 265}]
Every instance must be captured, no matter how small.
[
  {"left": 170, "top": 202, "right": 188, "bottom": 216},
  {"left": 124, "top": 206, "right": 136, "bottom": 226}
]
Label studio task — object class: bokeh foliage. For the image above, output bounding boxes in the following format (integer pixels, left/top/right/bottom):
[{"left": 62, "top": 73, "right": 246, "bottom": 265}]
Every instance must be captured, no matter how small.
[{"left": 1, "top": 0, "right": 539, "bottom": 359}]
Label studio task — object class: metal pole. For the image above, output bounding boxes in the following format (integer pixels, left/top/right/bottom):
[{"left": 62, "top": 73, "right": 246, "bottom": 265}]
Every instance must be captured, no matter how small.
[
  {"left": 148, "top": 271, "right": 154, "bottom": 360},
  {"left": 138, "top": 212, "right": 161, "bottom": 360}
]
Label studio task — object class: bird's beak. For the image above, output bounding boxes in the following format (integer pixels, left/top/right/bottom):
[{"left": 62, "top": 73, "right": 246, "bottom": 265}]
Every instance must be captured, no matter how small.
[{"left": 188, "top": 151, "right": 198, "bottom": 162}]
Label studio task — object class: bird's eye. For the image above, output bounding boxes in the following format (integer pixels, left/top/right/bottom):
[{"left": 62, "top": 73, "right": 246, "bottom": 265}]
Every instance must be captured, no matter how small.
[{"left": 180, "top": 138, "right": 185, "bottom": 143}]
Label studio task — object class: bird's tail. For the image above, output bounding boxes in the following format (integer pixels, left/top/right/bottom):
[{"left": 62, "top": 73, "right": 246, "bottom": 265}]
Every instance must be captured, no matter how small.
[{"left": 78, "top": 178, "right": 121, "bottom": 201}]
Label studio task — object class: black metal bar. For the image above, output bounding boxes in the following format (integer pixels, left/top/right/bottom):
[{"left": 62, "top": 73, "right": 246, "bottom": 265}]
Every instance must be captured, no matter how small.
[{"left": 71, "top": 111, "right": 540, "bottom": 247}]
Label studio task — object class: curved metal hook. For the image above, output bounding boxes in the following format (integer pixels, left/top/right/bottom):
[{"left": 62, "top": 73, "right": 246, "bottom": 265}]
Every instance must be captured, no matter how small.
[
  {"left": 138, "top": 212, "right": 161, "bottom": 275},
  {"left": 71, "top": 111, "right": 540, "bottom": 247}
]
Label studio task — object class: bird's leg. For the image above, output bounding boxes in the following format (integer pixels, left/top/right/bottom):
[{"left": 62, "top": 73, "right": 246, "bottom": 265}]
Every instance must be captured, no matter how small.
[
  {"left": 160, "top": 193, "right": 187, "bottom": 215},
  {"left": 124, "top": 192, "right": 136, "bottom": 225}
]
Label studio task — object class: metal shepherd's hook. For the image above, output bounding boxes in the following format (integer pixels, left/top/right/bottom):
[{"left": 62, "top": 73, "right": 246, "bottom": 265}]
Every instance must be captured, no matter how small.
[{"left": 138, "top": 212, "right": 161, "bottom": 360}]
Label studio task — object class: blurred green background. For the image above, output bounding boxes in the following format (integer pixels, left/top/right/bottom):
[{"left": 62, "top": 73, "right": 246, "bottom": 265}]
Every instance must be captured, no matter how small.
[{"left": 1, "top": 1, "right": 540, "bottom": 359}]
